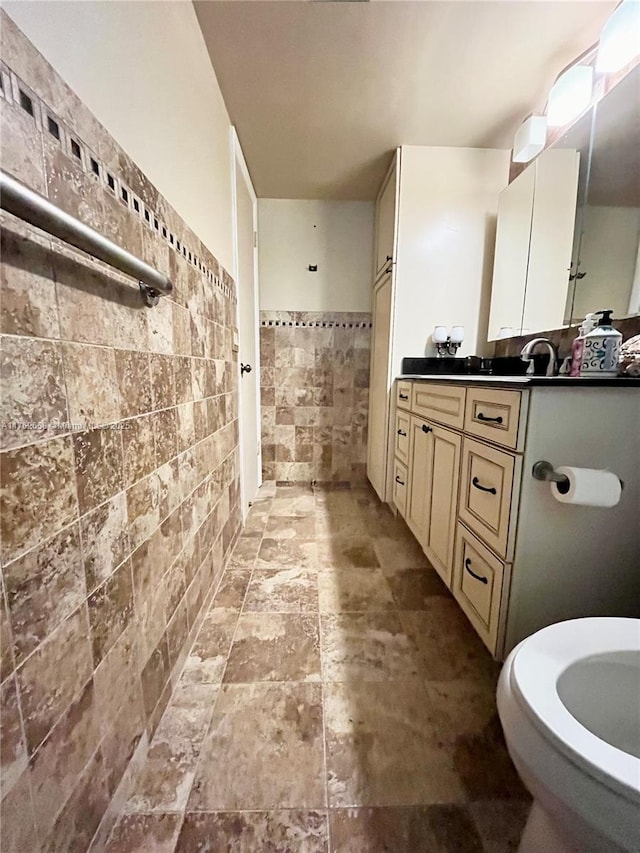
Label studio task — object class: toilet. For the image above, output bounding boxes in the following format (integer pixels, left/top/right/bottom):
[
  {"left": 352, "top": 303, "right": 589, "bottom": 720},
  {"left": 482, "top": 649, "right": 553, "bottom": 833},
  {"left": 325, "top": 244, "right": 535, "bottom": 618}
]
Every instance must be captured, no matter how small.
[{"left": 497, "top": 617, "right": 640, "bottom": 853}]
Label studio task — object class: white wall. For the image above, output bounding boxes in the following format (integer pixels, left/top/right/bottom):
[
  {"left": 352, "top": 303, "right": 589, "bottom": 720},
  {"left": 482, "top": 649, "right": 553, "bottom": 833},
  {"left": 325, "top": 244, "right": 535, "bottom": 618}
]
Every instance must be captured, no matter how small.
[
  {"left": 258, "top": 199, "right": 374, "bottom": 312},
  {"left": 3, "top": 0, "right": 234, "bottom": 272}
]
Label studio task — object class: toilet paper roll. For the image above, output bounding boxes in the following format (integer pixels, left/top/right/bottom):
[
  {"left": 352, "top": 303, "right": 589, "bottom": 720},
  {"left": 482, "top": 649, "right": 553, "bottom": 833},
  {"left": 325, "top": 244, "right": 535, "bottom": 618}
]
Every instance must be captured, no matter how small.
[{"left": 550, "top": 466, "right": 622, "bottom": 508}]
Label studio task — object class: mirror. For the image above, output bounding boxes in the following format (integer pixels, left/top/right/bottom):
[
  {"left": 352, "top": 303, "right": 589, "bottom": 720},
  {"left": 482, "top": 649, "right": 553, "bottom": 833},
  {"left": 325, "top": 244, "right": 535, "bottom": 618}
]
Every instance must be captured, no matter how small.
[
  {"left": 566, "top": 66, "right": 640, "bottom": 321},
  {"left": 488, "top": 63, "right": 640, "bottom": 341}
]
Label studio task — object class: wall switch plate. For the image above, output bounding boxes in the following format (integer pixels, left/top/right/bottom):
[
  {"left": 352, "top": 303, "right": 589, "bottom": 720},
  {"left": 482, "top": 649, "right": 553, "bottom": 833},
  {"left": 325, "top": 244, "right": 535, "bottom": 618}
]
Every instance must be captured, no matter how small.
[{"left": 232, "top": 328, "right": 239, "bottom": 352}]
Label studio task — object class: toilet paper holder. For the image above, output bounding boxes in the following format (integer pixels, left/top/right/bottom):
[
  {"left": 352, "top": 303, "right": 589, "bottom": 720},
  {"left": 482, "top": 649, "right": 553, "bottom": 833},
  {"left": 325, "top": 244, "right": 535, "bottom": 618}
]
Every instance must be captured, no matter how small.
[
  {"left": 532, "top": 460, "right": 624, "bottom": 491},
  {"left": 532, "top": 461, "right": 568, "bottom": 485}
]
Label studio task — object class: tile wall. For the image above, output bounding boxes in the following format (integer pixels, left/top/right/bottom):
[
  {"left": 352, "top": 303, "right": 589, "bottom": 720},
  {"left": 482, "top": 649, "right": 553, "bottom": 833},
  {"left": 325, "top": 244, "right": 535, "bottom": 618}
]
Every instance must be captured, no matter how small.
[
  {"left": 259, "top": 311, "right": 371, "bottom": 486},
  {"left": 493, "top": 315, "right": 640, "bottom": 358},
  {"left": 0, "top": 13, "right": 241, "bottom": 851}
]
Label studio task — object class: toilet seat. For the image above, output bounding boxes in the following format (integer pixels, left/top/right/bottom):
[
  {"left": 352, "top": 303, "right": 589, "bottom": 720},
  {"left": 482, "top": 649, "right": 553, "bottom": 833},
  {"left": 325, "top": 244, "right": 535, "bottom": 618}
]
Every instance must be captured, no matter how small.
[{"left": 509, "top": 617, "right": 640, "bottom": 803}]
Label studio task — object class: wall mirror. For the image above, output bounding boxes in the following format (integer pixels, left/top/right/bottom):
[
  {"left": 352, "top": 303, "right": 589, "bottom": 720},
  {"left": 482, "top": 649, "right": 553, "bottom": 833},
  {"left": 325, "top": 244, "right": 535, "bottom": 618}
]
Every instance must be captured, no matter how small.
[{"left": 488, "top": 63, "right": 640, "bottom": 342}]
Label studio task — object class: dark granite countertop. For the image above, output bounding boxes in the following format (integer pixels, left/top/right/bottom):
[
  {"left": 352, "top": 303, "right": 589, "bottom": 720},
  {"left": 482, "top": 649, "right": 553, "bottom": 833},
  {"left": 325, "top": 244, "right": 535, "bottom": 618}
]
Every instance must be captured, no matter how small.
[{"left": 399, "top": 374, "right": 640, "bottom": 388}]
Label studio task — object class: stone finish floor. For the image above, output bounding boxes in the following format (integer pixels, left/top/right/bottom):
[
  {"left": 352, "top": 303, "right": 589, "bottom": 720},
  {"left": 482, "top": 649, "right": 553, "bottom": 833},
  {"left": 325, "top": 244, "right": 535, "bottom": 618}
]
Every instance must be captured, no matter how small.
[{"left": 105, "top": 484, "right": 530, "bottom": 852}]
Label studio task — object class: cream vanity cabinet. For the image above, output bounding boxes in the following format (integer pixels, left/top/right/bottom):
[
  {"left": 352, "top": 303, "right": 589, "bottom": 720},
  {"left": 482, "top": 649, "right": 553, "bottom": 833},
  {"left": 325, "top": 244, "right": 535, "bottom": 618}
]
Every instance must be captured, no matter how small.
[
  {"left": 393, "top": 378, "right": 640, "bottom": 660},
  {"left": 367, "top": 145, "right": 511, "bottom": 502}
]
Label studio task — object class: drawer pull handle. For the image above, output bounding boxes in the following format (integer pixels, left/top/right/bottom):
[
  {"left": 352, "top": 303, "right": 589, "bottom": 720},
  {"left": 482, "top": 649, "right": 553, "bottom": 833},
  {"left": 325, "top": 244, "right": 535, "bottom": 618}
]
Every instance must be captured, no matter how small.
[
  {"left": 477, "top": 412, "right": 503, "bottom": 424},
  {"left": 395, "top": 475, "right": 405, "bottom": 486},
  {"left": 397, "top": 429, "right": 407, "bottom": 436},
  {"left": 399, "top": 393, "right": 409, "bottom": 400},
  {"left": 465, "top": 558, "right": 488, "bottom": 584},
  {"left": 422, "top": 424, "right": 432, "bottom": 434},
  {"left": 472, "top": 476, "right": 496, "bottom": 495}
]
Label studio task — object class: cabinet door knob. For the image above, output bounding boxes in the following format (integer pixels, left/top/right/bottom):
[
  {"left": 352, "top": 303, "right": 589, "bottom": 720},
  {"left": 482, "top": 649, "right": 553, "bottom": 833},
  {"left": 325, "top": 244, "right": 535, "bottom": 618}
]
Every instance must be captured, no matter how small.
[
  {"left": 472, "top": 476, "right": 496, "bottom": 494},
  {"left": 422, "top": 424, "right": 432, "bottom": 433},
  {"left": 397, "top": 429, "right": 407, "bottom": 436},
  {"left": 395, "top": 475, "right": 405, "bottom": 486},
  {"left": 465, "top": 558, "right": 488, "bottom": 584},
  {"left": 386, "top": 255, "right": 393, "bottom": 262},
  {"left": 477, "top": 412, "right": 503, "bottom": 424}
]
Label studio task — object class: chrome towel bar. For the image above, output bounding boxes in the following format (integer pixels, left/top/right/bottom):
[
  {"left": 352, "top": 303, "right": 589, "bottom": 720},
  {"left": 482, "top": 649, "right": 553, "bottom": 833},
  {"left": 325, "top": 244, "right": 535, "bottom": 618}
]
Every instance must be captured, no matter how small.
[{"left": 0, "top": 170, "right": 173, "bottom": 306}]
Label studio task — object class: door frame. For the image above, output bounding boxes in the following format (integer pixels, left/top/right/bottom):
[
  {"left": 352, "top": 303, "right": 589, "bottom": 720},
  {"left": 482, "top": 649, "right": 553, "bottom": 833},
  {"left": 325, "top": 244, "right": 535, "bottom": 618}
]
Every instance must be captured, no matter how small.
[{"left": 230, "top": 126, "right": 262, "bottom": 520}]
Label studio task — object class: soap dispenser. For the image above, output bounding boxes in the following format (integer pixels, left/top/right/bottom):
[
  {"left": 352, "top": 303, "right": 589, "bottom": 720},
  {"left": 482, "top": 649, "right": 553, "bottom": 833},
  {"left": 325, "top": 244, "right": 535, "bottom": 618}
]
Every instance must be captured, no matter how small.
[
  {"left": 579, "top": 309, "right": 622, "bottom": 377},
  {"left": 569, "top": 313, "right": 596, "bottom": 377}
]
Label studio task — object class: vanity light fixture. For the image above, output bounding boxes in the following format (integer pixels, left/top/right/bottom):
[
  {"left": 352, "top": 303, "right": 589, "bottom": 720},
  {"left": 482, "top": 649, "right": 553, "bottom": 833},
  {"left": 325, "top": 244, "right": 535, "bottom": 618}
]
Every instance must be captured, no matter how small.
[
  {"left": 546, "top": 64, "right": 593, "bottom": 127},
  {"left": 512, "top": 115, "right": 547, "bottom": 163},
  {"left": 433, "top": 325, "right": 464, "bottom": 356},
  {"left": 596, "top": 0, "right": 640, "bottom": 72}
]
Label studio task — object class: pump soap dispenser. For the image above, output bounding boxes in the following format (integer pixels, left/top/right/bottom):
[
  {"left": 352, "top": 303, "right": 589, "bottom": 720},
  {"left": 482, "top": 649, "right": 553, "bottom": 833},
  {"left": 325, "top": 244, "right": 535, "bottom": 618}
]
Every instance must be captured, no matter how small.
[{"left": 579, "top": 309, "right": 622, "bottom": 377}]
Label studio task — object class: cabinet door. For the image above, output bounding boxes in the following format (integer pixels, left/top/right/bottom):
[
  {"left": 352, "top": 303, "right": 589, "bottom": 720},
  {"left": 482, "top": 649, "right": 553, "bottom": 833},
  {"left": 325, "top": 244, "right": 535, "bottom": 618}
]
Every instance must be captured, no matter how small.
[
  {"left": 487, "top": 165, "right": 535, "bottom": 340},
  {"left": 374, "top": 160, "right": 397, "bottom": 279},
  {"left": 522, "top": 148, "right": 580, "bottom": 334},
  {"left": 407, "top": 417, "right": 461, "bottom": 586},
  {"left": 367, "top": 273, "right": 393, "bottom": 501}
]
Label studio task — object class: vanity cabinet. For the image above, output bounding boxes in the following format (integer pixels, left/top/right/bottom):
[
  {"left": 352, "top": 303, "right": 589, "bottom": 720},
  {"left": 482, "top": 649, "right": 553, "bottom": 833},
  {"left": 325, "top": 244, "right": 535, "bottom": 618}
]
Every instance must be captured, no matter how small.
[
  {"left": 406, "top": 417, "right": 461, "bottom": 586},
  {"left": 367, "top": 146, "right": 510, "bottom": 502},
  {"left": 392, "top": 378, "right": 640, "bottom": 659}
]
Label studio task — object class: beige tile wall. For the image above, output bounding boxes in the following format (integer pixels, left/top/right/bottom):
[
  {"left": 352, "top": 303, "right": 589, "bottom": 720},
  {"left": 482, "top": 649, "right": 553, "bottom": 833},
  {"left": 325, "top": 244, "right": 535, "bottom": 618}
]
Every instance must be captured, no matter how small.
[
  {"left": 259, "top": 310, "right": 371, "bottom": 485},
  {"left": 0, "top": 15, "right": 241, "bottom": 851}
]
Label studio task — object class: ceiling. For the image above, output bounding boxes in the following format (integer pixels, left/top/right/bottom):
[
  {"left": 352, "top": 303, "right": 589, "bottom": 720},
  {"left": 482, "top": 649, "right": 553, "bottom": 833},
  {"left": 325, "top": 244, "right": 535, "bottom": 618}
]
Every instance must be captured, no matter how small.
[{"left": 194, "top": 0, "right": 616, "bottom": 200}]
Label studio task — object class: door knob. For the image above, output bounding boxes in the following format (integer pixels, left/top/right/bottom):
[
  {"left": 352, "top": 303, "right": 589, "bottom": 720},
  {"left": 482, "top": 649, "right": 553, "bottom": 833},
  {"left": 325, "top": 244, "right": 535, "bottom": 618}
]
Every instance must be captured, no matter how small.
[{"left": 240, "top": 363, "right": 252, "bottom": 376}]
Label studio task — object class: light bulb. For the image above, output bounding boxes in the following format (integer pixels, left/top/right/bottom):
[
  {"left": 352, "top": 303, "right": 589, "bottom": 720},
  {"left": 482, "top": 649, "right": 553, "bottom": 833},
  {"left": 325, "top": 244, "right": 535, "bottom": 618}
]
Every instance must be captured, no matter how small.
[
  {"left": 433, "top": 325, "right": 449, "bottom": 343},
  {"left": 596, "top": 0, "right": 640, "bottom": 73},
  {"left": 512, "top": 116, "right": 547, "bottom": 163},
  {"left": 450, "top": 326, "right": 465, "bottom": 343},
  {"left": 547, "top": 65, "right": 593, "bottom": 127}
]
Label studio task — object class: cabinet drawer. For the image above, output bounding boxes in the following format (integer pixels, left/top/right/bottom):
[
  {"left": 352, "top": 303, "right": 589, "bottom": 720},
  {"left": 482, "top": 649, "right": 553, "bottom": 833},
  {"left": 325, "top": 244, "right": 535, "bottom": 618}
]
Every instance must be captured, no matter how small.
[
  {"left": 453, "top": 523, "right": 509, "bottom": 656},
  {"left": 411, "top": 383, "right": 466, "bottom": 430},
  {"left": 458, "top": 437, "right": 519, "bottom": 560},
  {"left": 464, "top": 387, "right": 524, "bottom": 450},
  {"left": 393, "top": 459, "right": 408, "bottom": 518},
  {"left": 397, "top": 381, "right": 412, "bottom": 410},
  {"left": 394, "top": 410, "right": 410, "bottom": 465}
]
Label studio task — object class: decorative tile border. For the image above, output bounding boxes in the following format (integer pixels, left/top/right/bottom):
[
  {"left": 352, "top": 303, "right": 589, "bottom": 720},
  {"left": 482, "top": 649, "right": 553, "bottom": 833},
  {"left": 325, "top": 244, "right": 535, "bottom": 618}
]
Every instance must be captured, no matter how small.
[
  {"left": 260, "top": 310, "right": 372, "bottom": 329},
  {"left": 0, "top": 60, "right": 235, "bottom": 302}
]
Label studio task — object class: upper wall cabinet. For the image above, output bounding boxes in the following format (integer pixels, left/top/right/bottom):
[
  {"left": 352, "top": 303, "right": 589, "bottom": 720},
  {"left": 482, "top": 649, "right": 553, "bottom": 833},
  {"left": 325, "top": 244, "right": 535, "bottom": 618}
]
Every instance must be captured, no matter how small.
[
  {"left": 373, "top": 161, "right": 397, "bottom": 280},
  {"left": 488, "top": 148, "right": 579, "bottom": 340}
]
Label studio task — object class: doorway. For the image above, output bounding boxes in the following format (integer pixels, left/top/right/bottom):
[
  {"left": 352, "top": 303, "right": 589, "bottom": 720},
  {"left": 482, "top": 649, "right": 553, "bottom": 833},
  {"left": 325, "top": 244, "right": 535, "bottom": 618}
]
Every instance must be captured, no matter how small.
[{"left": 231, "top": 127, "right": 261, "bottom": 518}]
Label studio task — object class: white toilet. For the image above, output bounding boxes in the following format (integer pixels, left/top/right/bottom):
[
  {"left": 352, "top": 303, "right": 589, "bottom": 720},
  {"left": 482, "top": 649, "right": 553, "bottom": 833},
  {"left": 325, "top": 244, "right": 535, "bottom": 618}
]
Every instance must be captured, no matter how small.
[{"left": 497, "top": 617, "right": 640, "bottom": 853}]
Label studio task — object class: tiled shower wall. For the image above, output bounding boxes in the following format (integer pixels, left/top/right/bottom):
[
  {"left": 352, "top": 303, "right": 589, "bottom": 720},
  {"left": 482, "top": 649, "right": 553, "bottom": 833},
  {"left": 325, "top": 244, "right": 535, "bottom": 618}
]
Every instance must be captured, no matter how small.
[
  {"left": 259, "top": 310, "right": 371, "bottom": 485},
  {"left": 0, "top": 14, "right": 241, "bottom": 851}
]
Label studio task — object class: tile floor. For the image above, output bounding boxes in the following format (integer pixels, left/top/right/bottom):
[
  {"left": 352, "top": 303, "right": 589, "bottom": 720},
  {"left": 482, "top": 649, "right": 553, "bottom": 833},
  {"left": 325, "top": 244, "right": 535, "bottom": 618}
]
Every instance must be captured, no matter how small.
[{"left": 105, "top": 483, "right": 530, "bottom": 852}]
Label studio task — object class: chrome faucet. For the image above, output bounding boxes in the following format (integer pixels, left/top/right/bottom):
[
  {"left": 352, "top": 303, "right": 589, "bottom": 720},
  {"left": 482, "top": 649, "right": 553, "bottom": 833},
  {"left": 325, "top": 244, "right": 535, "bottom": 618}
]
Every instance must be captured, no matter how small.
[{"left": 520, "top": 338, "right": 557, "bottom": 377}]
